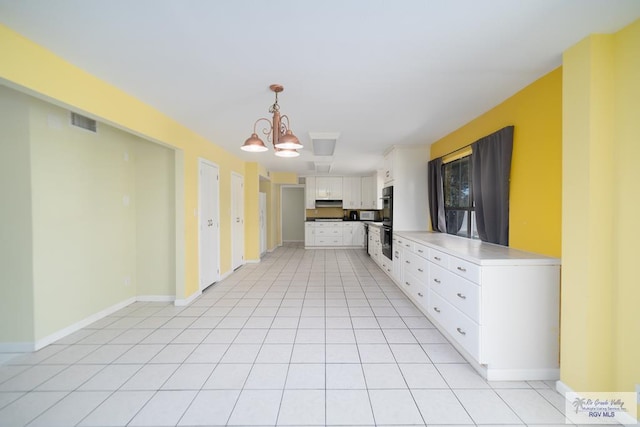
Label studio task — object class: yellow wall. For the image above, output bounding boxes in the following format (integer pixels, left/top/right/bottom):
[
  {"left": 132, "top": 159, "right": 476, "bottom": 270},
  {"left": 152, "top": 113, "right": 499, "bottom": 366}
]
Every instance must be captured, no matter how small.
[
  {"left": 562, "top": 20, "right": 640, "bottom": 399},
  {"left": 430, "top": 68, "right": 562, "bottom": 258},
  {"left": 0, "top": 24, "right": 250, "bottom": 304}
]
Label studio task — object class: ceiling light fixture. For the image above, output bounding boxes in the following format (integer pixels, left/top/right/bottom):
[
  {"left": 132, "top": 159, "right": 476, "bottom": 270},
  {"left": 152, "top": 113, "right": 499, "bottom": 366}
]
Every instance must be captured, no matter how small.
[{"left": 241, "top": 84, "right": 302, "bottom": 157}]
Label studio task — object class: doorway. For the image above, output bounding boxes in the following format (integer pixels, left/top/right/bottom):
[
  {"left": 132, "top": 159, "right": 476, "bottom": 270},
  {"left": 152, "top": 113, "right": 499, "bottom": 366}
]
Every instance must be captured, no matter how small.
[{"left": 281, "top": 186, "right": 305, "bottom": 243}]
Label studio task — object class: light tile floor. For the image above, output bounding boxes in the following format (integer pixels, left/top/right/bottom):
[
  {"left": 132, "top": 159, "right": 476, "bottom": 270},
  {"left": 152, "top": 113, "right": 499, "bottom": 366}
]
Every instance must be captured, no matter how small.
[{"left": 0, "top": 244, "right": 572, "bottom": 426}]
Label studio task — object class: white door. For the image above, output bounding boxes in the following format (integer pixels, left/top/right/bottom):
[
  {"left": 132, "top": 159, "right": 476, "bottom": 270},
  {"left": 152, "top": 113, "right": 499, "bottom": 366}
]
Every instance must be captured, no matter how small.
[
  {"left": 231, "top": 173, "right": 244, "bottom": 269},
  {"left": 199, "top": 160, "right": 219, "bottom": 291},
  {"left": 259, "top": 192, "right": 267, "bottom": 256}
]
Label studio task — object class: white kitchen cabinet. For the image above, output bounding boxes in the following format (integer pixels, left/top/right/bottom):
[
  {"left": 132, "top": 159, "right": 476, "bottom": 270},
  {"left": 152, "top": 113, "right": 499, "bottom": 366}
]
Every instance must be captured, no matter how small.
[
  {"left": 390, "top": 231, "right": 560, "bottom": 381},
  {"left": 305, "top": 176, "right": 316, "bottom": 209},
  {"left": 352, "top": 222, "right": 365, "bottom": 247},
  {"left": 304, "top": 223, "right": 314, "bottom": 246},
  {"left": 315, "top": 176, "right": 343, "bottom": 200},
  {"left": 342, "top": 177, "right": 362, "bottom": 209},
  {"left": 383, "top": 149, "right": 395, "bottom": 183},
  {"left": 385, "top": 146, "right": 429, "bottom": 231},
  {"left": 392, "top": 234, "right": 404, "bottom": 284},
  {"left": 361, "top": 173, "right": 382, "bottom": 209},
  {"left": 306, "top": 222, "right": 365, "bottom": 248}
]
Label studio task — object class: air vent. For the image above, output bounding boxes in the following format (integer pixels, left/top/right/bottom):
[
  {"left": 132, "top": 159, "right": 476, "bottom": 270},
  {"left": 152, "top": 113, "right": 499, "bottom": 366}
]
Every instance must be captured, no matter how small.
[{"left": 70, "top": 112, "right": 97, "bottom": 132}]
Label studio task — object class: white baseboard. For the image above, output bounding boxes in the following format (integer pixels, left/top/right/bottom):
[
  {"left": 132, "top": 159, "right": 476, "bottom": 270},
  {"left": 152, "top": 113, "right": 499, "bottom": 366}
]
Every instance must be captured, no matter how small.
[
  {"left": 557, "top": 380, "right": 638, "bottom": 426},
  {"left": 219, "top": 270, "right": 233, "bottom": 281},
  {"left": 174, "top": 290, "right": 201, "bottom": 306},
  {"left": 137, "top": 295, "right": 175, "bottom": 302},
  {"left": 0, "top": 342, "right": 37, "bottom": 353},
  {"left": 244, "top": 259, "right": 261, "bottom": 264},
  {"left": 33, "top": 296, "right": 137, "bottom": 351}
]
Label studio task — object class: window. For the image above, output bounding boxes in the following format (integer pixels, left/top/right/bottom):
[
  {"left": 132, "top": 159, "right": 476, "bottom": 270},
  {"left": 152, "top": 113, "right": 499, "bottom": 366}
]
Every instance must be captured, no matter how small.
[{"left": 443, "top": 156, "right": 478, "bottom": 239}]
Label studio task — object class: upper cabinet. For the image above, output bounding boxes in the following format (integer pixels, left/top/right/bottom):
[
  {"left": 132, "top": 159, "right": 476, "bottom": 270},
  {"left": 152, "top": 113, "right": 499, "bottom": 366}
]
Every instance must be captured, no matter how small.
[
  {"left": 361, "top": 173, "right": 382, "bottom": 209},
  {"left": 305, "top": 176, "right": 316, "bottom": 209},
  {"left": 342, "top": 177, "right": 362, "bottom": 209},
  {"left": 316, "top": 176, "right": 343, "bottom": 200},
  {"left": 383, "top": 149, "right": 395, "bottom": 183},
  {"left": 386, "top": 145, "right": 429, "bottom": 230}
]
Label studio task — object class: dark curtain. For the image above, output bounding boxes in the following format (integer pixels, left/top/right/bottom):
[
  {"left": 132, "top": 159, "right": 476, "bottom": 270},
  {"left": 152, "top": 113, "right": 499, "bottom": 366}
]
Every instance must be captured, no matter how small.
[
  {"left": 428, "top": 158, "right": 446, "bottom": 232},
  {"left": 446, "top": 210, "right": 466, "bottom": 235},
  {"left": 471, "top": 125, "right": 514, "bottom": 246}
]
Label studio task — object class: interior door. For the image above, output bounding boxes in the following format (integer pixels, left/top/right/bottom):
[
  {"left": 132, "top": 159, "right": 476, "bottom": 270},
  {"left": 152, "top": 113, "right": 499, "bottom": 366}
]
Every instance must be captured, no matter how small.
[
  {"left": 199, "top": 159, "right": 219, "bottom": 291},
  {"left": 231, "top": 172, "right": 244, "bottom": 269},
  {"left": 259, "top": 192, "right": 267, "bottom": 255}
]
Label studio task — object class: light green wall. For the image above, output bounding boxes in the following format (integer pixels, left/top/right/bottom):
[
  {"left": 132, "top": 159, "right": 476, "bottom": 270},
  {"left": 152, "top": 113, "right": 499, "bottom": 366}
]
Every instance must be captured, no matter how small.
[
  {"left": 0, "top": 86, "right": 35, "bottom": 345},
  {"left": 29, "top": 96, "right": 139, "bottom": 340},
  {"left": 0, "top": 86, "right": 177, "bottom": 344},
  {"left": 134, "top": 140, "right": 175, "bottom": 297}
]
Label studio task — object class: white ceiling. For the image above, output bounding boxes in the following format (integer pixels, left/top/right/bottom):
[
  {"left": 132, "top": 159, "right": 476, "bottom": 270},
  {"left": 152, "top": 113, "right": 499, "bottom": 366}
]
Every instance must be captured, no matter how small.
[{"left": 2, "top": 0, "right": 639, "bottom": 176}]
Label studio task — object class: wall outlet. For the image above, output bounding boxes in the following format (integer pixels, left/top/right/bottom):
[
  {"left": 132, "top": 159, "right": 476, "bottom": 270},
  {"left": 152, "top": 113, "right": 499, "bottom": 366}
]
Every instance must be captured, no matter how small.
[
  {"left": 123, "top": 151, "right": 129, "bottom": 162},
  {"left": 124, "top": 276, "right": 131, "bottom": 287}
]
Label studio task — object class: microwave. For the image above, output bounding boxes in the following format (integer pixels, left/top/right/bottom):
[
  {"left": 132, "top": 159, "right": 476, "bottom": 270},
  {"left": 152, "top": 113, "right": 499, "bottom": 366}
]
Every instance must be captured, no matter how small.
[{"left": 359, "top": 211, "right": 376, "bottom": 221}]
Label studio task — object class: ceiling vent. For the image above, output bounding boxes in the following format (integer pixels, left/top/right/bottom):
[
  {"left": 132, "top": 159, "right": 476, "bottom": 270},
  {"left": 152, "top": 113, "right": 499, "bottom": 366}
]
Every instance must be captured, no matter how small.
[
  {"left": 309, "top": 132, "right": 340, "bottom": 156},
  {"left": 314, "top": 162, "right": 332, "bottom": 173},
  {"left": 70, "top": 112, "right": 97, "bottom": 133}
]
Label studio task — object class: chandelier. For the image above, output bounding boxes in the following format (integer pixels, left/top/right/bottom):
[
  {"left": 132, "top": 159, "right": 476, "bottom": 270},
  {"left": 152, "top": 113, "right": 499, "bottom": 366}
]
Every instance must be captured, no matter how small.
[{"left": 241, "top": 84, "right": 303, "bottom": 157}]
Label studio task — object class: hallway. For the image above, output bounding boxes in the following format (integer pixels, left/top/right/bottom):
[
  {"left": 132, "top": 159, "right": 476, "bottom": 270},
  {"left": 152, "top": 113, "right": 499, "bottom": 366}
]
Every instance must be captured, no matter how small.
[{"left": 0, "top": 244, "right": 568, "bottom": 426}]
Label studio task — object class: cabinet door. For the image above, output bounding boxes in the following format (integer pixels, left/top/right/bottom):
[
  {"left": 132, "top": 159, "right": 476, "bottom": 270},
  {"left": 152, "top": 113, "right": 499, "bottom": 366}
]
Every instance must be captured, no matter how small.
[
  {"left": 383, "top": 149, "right": 395, "bottom": 183},
  {"left": 343, "top": 177, "right": 362, "bottom": 209},
  {"left": 305, "top": 176, "right": 316, "bottom": 208},
  {"left": 305, "top": 223, "right": 314, "bottom": 246},
  {"left": 315, "top": 177, "right": 328, "bottom": 199},
  {"left": 329, "top": 177, "right": 343, "bottom": 199},
  {"left": 353, "top": 223, "right": 364, "bottom": 247}
]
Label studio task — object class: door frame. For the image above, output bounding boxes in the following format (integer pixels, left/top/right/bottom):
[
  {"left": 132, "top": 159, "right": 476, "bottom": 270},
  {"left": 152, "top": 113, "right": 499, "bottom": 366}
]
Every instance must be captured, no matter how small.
[{"left": 198, "top": 158, "right": 220, "bottom": 291}]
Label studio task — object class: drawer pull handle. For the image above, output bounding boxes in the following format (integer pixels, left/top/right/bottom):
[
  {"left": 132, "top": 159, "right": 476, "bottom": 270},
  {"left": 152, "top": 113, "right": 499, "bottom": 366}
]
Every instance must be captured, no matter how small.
[
  {"left": 405, "top": 281, "right": 411, "bottom": 286},
  {"left": 456, "top": 327, "right": 466, "bottom": 336},
  {"left": 417, "top": 292, "right": 424, "bottom": 297},
  {"left": 433, "top": 278, "right": 441, "bottom": 284},
  {"left": 417, "top": 249, "right": 424, "bottom": 253},
  {"left": 434, "top": 256, "right": 441, "bottom": 261},
  {"left": 405, "top": 244, "right": 410, "bottom": 248},
  {"left": 417, "top": 268, "right": 424, "bottom": 272},
  {"left": 457, "top": 266, "right": 467, "bottom": 272},
  {"left": 405, "top": 260, "right": 410, "bottom": 264},
  {"left": 433, "top": 307, "right": 440, "bottom": 313},
  {"left": 456, "top": 293, "right": 466, "bottom": 300}
]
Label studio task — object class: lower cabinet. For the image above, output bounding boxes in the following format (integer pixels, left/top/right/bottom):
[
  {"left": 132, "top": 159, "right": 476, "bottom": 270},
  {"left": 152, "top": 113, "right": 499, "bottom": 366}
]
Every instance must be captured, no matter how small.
[
  {"left": 305, "top": 222, "right": 364, "bottom": 248},
  {"left": 389, "top": 231, "right": 561, "bottom": 381}
]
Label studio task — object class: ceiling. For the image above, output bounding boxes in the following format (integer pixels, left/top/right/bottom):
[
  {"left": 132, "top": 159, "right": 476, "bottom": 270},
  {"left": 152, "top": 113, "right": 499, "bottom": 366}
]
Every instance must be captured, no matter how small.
[{"left": 2, "top": 1, "right": 639, "bottom": 176}]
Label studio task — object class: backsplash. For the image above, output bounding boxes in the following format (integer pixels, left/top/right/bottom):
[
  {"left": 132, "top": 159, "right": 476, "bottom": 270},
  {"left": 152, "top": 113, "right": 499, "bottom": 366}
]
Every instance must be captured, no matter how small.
[{"left": 306, "top": 208, "right": 381, "bottom": 220}]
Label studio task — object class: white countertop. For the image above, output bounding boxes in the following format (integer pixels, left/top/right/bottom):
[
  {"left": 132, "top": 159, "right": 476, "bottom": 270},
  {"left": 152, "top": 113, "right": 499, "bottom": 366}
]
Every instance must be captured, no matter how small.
[{"left": 394, "top": 230, "right": 560, "bottom": 266}]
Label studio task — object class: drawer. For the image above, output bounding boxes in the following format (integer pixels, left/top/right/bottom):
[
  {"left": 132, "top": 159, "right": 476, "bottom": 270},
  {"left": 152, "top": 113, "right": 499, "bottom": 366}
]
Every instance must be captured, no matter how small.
[
  {"left": 429, "top": 291, "right": 480, "bottom": 360},
  {"left": 428, "top": 263, "right": 448, "bottom": 296},
  {"left": 413, "top": 242, "right": 429, "bottom": 259},
  {"left": 403, "top": 251, "right": 429, "bottom": 283},
  {"left": 442, "top": 273, "right": 481, "bottom": 323},
  {"left": 448, "top": 256, "right": 480, "bottom": 283},
  {"left": 428, "top": 248, "right": 449, "bottom": 267},
  {"left": 401, "top": 239, "right": 414, "bottom": 252},
  {"left": 316, "top": 228, "right": 342, "bottom": 236},
  {"left": 403, "top": 271, "right": 428, "bottom": 303},
  {"left": 315, "top": 236, "right": 343, "bottom": 246}
]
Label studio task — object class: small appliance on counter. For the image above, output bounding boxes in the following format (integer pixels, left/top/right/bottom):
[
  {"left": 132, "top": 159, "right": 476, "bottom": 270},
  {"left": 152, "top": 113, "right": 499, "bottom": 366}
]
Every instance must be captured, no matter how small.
[
  {"left": 349, "top": 210, "right": 358, "bottom": 220},
  {"left": 359, "top": 211, "right": 376, "bottom": 221}
]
